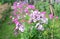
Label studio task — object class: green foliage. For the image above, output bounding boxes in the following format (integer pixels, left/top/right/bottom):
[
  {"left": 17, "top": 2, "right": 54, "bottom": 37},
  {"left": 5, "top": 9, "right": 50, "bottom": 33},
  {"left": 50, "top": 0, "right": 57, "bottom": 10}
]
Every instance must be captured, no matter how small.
[
  {"left": 35, "top": 1, "right": 50, "bottom": 15},
  {"left": 35, "top": 1, "right": 60, "bottom": 18},
  {"left": 54, "top": 3, "right": 60, "bottom": 17},
  {"left": 0, "top": 0, "right": 15, "bottom": 4},
  {"left": 34, "top": 1, "right": 60, "bottom": 39},
  {"left": 0, "top": 7, "right": 11, "bottom": 23},
  {"left": 0, "top": 17, "right": 60, "bottom": 39},
  {"left": 25, "top": 15, "right": 30, "bottom": 20}
]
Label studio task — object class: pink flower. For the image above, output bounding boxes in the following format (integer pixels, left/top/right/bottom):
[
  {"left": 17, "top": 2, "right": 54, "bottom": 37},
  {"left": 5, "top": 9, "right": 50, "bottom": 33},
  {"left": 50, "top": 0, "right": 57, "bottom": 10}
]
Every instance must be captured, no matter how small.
[
  {"left": 13, "top": 18, "right": 19, "bottom": 24},
  {"left": 24, "top": 9, "right": 29, "bottom": 13},
  {"left": 40, "top": 12, "right": 46, "bottom": 18},
  {"left": 10, "top": 16, "right": 12, "bottom": 19},
  {"left": 49, "top": 13, "right": 54, "bottom": 19},
  {"left": 17, "top": 4, "right": 23, "bottom": 8},
  {"left": 13, "top": 2, "right": 17, "bottom": 6},
  {"left": 15, "top": 21, "right": 19, "bottom": 26},
  {"left": 13, "top": 3, "right": 17, "bottom": 10},
  {"left": 13, "top": 6, "right": 17, "bottom": 10},
  {"left": 41, "top": 12, "right": 46, "bottom": 15},
  {"left": 13, "top": 2, "right": 18, "bottom": 10},
  {"left": 56, "top": 16, "right": 58, "bottom": 19},
  {"left": 19, "top": 25, "right": 25, "bottom": 32},
  {"left": 28, "top": 5, "right": 35, "bottom": 9}
]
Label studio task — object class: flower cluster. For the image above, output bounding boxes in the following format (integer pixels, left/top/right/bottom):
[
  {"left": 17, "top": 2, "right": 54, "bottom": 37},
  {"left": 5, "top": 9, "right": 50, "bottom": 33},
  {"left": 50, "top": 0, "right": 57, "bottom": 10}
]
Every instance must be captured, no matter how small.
[
  {"left": 12, "top": 1, "right": 35, "bottom": 16},
  {"left": 10, "top": 1, "right": 48, "bottom": 35},
  {"left": 11, "top": 2, "right": 36, "bottom": 34},
  {"left": 29, "top": 10, "right": 48, "bottom": 31},
  {"left": 49, "top": 13, "right": 59, "bottom": 19},
  {"left": 11, "top": 17, "right": 25, "bottom": 35}
]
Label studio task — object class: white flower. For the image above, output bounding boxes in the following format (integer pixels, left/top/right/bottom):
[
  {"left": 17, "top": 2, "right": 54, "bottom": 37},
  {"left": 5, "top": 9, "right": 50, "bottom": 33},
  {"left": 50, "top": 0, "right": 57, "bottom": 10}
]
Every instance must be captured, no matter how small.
[
  {"left": 33, "top": 19, "right": 37, "bottom": 23},
  {"left": 41, "top": 18, "right": 48, "bottom": 24},
  {"left": 19, "top": 25, "right": 25, "bottom": 32},
  {"left": 31, "top": 10, "right": 34, "bottom": 13},
  {"left": 35, "top": 23, "right": 40, "bottom": 28},
  {"left": 17, "top": 3, "right": 20, "bottom": 6},
  {"left": 35, "top": 23, "right": 44, "bottom": 31},
  {"left": 38, "top": 12, "right": 40, "bottom": 14},
  {"left": 37, "top": 24, "right": 44, "bottom": 31},
  {"left": 33, "top": 10, "right": 38, "bottom": 14},
  {"left": 24, "top": 15, "right": 26, "bottom": 18},
  {"left": 12, "top": 17, "right": 14, "bottom": 20}
]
